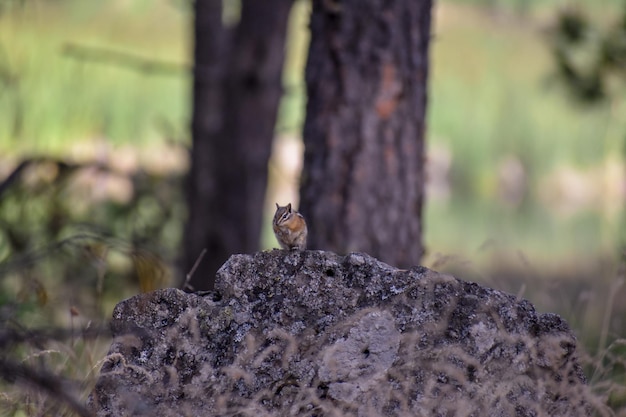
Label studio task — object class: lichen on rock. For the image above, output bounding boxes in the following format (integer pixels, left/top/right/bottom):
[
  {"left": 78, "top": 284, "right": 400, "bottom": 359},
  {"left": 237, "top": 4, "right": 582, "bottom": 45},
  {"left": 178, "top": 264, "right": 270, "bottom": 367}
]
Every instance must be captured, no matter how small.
[{"left": 89, "top": 250, "right": 591, "bottom": 416}]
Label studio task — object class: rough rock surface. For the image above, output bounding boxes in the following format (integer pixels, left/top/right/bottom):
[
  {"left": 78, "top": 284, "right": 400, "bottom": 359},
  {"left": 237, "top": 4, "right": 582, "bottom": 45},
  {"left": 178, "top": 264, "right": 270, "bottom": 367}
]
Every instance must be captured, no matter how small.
[{"left": 89, "top": 250, "right": 590, "bottom": 416}]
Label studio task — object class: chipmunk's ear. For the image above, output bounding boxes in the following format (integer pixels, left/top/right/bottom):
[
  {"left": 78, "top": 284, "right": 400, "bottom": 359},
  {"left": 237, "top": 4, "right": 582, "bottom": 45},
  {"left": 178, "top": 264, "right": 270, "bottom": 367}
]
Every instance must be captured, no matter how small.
[
  {"left": 287, "top": 203, "right": 292, "bottom": 212},
  {"left": 275, "top": 203, "right": 280, "bottom": 210}
]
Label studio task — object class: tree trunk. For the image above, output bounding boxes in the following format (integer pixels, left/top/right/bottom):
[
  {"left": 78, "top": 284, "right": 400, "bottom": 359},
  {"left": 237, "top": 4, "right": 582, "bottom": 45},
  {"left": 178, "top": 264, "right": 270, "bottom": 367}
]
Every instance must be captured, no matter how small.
[
  {"left": 185, "top": 0, "right": 293, "bottom": 291},
  {"left": 300, "top": 0, "right": 433, "bottom": 268}
]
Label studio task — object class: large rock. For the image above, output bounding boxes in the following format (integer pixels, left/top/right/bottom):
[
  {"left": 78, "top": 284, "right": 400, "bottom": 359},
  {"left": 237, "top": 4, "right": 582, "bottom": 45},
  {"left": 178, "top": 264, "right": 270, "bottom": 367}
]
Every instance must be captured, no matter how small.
[{"left": 89, "top": 250, "right": 591, "bottom": 416}]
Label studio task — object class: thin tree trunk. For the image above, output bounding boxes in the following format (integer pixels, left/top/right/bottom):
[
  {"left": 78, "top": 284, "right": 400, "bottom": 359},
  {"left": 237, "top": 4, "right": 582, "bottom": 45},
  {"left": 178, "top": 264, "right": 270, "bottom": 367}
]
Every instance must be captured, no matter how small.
[
  {"left": 300, "top": 0, "right": 433, "bottom": 268},
  {"left": 184, "top": 0, "right": 225, "bottom": 291},
  {"left": 185, "top": 0, "right": 293, "bottom": 291}
]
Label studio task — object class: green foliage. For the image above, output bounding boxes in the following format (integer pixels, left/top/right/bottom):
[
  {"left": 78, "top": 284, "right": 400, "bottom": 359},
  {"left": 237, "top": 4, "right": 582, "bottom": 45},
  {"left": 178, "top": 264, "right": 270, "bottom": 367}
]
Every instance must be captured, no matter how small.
[
  {"left": 0, "top": 157, "right": 186, "bottom": 324},
  {"left": 0, "top": 154, "right": 186, "bottom": 414},
  {"left": 548, "top": 5, "right": 626, "bottom": 103}
]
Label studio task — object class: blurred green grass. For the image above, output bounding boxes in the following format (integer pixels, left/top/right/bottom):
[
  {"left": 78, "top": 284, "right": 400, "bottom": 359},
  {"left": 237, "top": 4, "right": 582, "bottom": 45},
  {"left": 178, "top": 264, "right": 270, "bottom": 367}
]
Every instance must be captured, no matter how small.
[
  {"left": 424, "top": 3, "right": 626, "bottom": 264},
  {"left": 0, "top": 0, "right": 188, "bottom": 154}
]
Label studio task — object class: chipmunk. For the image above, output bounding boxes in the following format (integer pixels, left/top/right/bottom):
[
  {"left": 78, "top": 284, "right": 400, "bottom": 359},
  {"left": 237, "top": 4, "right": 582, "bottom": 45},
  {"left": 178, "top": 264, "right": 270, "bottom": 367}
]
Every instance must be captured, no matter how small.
[{"left": 273, "top": 203, "right": 307, "bottom": 250}]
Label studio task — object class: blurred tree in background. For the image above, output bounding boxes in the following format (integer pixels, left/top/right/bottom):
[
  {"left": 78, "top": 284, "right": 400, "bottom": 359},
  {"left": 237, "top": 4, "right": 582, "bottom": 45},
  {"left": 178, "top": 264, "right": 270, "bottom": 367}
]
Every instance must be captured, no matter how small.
[
  {"left": 184, "top": 0, "right": 294, "bottom": 291},
  {"left": 187, "top": 0, "right": 433, "bottom": 289},
  {"left": 300, "top": 0, "right": 432, "bottom": 268}
]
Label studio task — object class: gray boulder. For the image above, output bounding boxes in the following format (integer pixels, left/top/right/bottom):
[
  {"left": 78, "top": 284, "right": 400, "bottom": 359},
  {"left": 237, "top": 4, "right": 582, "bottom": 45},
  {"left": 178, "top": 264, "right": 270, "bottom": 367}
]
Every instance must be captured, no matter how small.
[{"left": 89, "top": 250, "right": 591, "bottom": 416}]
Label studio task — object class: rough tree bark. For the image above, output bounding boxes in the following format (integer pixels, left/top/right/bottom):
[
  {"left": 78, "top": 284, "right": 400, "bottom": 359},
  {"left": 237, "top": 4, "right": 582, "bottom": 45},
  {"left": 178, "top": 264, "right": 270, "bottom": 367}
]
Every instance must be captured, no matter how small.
[
  {"left": 185, "top": 0, "right": 293, "bottom": 291},
  {"left": 300, "top": 0, "right": 433, "bottom": 268}
]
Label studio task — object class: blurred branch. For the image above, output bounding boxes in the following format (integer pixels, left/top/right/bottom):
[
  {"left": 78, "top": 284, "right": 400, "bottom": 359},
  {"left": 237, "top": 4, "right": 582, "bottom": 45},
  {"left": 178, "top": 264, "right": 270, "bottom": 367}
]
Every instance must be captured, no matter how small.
[
  {"left": 0, "top": 358, "right": 94, "bottom": 417},
  {"left": 62, "top": 43, "right": 187, "bottom": 76},
  {"left": 180, "top": 248, "right": 207, "bottom": 291},
  {"left": 0, "top": 322, "right": 110, "bottom": 350},
  {"left": 0, "top": 157, "right": 110, "bottom": 200},
  {"left": 0, "top": 232, "right": 128, "bottom": 277},
  {"left": 0, "top": 158, "right": 30, "bottom": 198}
]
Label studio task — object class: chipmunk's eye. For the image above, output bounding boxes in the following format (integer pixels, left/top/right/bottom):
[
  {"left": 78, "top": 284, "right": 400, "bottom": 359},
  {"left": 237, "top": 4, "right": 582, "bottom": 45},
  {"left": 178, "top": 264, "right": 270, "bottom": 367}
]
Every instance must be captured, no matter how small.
[{"left": 280, "top": 212, "right": 290, "bottom": 222}]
